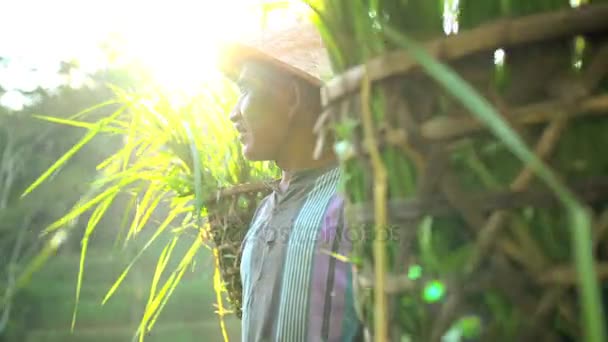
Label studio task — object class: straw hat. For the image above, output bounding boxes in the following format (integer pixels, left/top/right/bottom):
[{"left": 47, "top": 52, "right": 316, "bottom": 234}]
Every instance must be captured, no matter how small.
[{"left": 217, "top": 16, "right": 332, "bottom": 87}]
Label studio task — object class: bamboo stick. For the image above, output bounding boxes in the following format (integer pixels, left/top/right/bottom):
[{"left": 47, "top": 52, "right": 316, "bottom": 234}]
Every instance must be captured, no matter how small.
[
  {"left": 361, "top": 70, "right": 389, "bottom": 342},
  {"left": 321, "top": 4, "right": 608, "bottom": 106}
]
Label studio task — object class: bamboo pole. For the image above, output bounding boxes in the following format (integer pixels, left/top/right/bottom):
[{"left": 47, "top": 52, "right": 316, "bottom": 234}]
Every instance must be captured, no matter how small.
[
  {"left": 360, "top": 70, "right": 389, "bottom": 341},
  {"left": 321, "top": 4, "right": 608, "bottom": 106}
]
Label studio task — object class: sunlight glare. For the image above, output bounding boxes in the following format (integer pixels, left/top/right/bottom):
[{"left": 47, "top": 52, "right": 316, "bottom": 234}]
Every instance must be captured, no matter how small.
[
  {"left": 494, "top": 48, "right": 506, "bottom": 66},
  {"left": 0, "top": 0, "right": 292, "bottom": 98},
  {"left": 115, "top": 1, "right": 313, "bottom": 93},
  {"left": 112, "top": 0, "right": 263, "bottom": 92},
  {"left": 443, "top": 0, "right": 459, "bottom": 35}
]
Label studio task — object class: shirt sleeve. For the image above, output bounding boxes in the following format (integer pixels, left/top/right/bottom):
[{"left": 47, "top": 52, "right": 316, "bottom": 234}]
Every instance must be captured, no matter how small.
[{"left": 307, "top": 194, "right": 365, "bottom": 342}]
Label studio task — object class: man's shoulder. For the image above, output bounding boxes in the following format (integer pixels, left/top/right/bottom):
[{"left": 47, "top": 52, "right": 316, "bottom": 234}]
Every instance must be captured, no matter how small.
[
  {"left": 305, "top": 165, "right": 344, "bottom": 216},
  {"left": 308, "top": 165, "right": 341, "bottom": 192},
  {"left": 251, "top": 193, "right": 273, "bottom": 220}
]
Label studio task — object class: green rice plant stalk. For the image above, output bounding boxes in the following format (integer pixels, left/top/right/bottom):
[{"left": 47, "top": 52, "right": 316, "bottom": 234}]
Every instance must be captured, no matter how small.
[
  {"left": 304, "top": 1, "right": 442, "bottom": 339},
  {"left": 17, "top": 80, "right": 279, "bottom": 340},
  {"left": 361, "top": 70, "right": 390, "bottom": 340},
  {"left": 212, "top": 246, "right": 230, "bottom": 342}
]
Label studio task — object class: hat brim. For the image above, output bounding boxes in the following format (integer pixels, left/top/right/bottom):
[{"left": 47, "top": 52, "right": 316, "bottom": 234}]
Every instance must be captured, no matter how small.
[{"left": 217, "top": 42, "right": 323, "bottom": 87}]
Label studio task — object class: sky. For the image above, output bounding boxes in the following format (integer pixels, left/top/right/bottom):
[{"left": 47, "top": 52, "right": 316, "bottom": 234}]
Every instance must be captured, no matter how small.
[
  {"left": 0, "top": 0, "right": 301, "bottom": 110},
  {"left": 0, "top": 0, "right": 585, "bottom": 110}
]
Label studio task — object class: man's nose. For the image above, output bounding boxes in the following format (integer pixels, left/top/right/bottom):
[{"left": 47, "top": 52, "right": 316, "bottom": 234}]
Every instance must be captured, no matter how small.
[
  {"left": 229, "top": 99, "right": 242, "bottom": 123},
  {"left": 229, "top": 107, "right": 239, "bottom": 123}
]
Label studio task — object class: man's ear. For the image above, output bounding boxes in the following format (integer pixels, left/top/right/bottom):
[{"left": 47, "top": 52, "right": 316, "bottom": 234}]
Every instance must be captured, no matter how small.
[{"left": 286, "top": 80, "right": 301, "bottom": 122}]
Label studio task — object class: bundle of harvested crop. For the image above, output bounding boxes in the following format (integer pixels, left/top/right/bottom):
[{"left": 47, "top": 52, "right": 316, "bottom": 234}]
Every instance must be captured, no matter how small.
[
  {"left": 204, "top": 181, "right": 276, "bottom": 318},
  {"left": 307, "top": 1, "right": 608, "bottom": 340}
]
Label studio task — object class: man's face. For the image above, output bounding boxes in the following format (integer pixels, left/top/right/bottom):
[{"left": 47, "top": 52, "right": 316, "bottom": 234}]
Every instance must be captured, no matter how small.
[{"left": 229, "top": 62, "right": 294, "bottom": 161}]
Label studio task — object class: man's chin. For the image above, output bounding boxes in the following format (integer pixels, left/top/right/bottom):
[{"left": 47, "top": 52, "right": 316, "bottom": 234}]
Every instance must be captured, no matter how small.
[
  {"left": 242, "top": 145, "right": 266, "bottom": 161},
  {"left": 243, "top": 145, "right": 261, "bottom": 161}
]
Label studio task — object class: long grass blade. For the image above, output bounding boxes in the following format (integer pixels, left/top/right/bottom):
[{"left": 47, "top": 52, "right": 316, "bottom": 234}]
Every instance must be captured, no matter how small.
[
  {"left": 122, "top": 112, "right": 140, "bottom": 171},
  {"left": 95, "top": 136, "right": 143, "bottom": 171},
  {"left": 66, "top": 99, "right": 119, "bottom": 120},
  {"left": 101, "top": 208, "right": 181, "bottom": 305},
  {"left": 101, "top": 263, "right": 133, "bottom": 306},
  {"left": 91, "top": 163, "right": 150, "bottom": 190},
  {"left": 33, "top": 115, "right": 123, "bottom": 134},
  {"left": 144, "top": 265, "right": 189, "bottom": 338},
  {"left": 135, "top": 273, "right": 176, "bottom": 342},
  {"left": 183, "top": 122, "right": 203, "bottom": 226},
  {"left": 71, "top": 194, "right": 115, "bottom": 331},
  {"left": 137, "top": 193, "right": 165, "bottom": 232},
  {"left": 143, "top": 237, "right": 178, "bottom": 319},
  {"left": 137, "top": 238, "right": 202, "bottom": 341},
  {"left": 303, "top": 1, "right": 347, "bottom": 71},
  {"left": 21, "top": 127, "right": 101, "bottom": 198},
  {"left": 22, "top": 105, "right": 126, "bottom": 198},
  {"left": 419, "top": 216, "right": 440, "bottom": 271},
  {"left": 42, "top": 185, "right": 123, "bottom": 235},
  {"left": 212, "top": 247, "right": 230, "bottom": 342},
  {"left": 114, "top": 191, "right": 139, "bottom": 249},
  {"left": 126, "top": 184, "right": 161, "bottom": 241},
  {"left": 145, "top": 259, "right": 190, "bottom": 333}
]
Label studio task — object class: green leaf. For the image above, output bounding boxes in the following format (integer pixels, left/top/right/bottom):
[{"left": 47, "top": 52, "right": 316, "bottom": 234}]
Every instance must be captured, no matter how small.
[
  {"left": 66, "top": 99, "right": 119, "bottom": 120},
  {"left": 21, "top": 126, "right": 100, "bottom": 198},
  {"left": 121, "top": 112, "right": 140, "bottom": 171},
  {"left": 101, "top": 207, "right": 182, "bottom": 305},
  {"left": 146, "top": 261, "right": 189, "bottom": 333},
  {"left": 33, "top": 114, "right": 124, "bottom": 134},
  {"left": 71, "top": 194, "right": 116, "bottom": 331},
  {"left": 42, "top": 185, "right": 123, "bottom": 235},
  {"left": 126, "top": 183, "right": 163, "bottom": 241},
  {"left": 418, "top": 216, "right": 440, "bottom": 271},
  {"left": 101, "top": 264, "right": 133, "bottom": 306},
  {"left": 144, "top": 237, "right": 179, "bottom": 317},
  {"left": 22, "top": 105, "right": 126, "bottom": 198},
  {"left": 183, "top": 122, "right": 203, "bottom": 226},
  {"left": 136, "top": 238, "right": 202, "bottom": 340}
]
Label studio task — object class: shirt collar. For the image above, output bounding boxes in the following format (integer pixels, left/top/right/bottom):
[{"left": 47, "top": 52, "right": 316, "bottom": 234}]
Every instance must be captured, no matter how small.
[{"left": 270, "top": 162, "right": 339, "bottom": 198}]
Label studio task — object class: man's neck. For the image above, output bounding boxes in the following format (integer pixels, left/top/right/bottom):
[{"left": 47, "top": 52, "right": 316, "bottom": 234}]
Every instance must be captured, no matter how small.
[
  {"left": 277, "top": 152, "right": 336, "bottom": 192},
  {"left": 274, "top": 113, "right": 337, "bottom": 191},
  {"left": 275, "top": 123, "right": 333, "bottom": 168}
]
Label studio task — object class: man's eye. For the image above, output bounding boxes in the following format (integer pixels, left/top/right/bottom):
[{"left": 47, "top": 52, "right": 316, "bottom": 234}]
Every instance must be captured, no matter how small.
[
  {"left": 237, "top": 81, "right": 252, "bottom": 95},
  {"left": 239, "top": 85, "right": 249, "bottom": 94}
]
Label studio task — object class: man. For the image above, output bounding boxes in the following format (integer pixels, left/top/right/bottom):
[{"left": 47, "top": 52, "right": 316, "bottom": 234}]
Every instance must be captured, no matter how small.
[{"left": 218, "top": 18, "right": 363, "bottom": 342}]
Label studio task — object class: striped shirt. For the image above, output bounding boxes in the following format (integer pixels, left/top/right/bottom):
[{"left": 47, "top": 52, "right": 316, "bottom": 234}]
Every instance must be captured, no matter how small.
[{"left": 240, "top": 165, "right": 363, "bottom": 342}]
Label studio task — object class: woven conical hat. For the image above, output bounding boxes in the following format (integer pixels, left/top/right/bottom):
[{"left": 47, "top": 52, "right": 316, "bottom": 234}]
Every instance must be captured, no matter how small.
[{"left": 218, "top": 17, "right": 332, "bottom": 87}]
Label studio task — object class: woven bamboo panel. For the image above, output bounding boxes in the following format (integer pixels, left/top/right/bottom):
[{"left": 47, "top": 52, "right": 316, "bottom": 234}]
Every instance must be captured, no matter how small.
[
  {"left": 205, "top": 181, "right": 275, "bottom": 318},
  {"left": 316, "top": 4, "right": 608, "bottom": 341}
]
